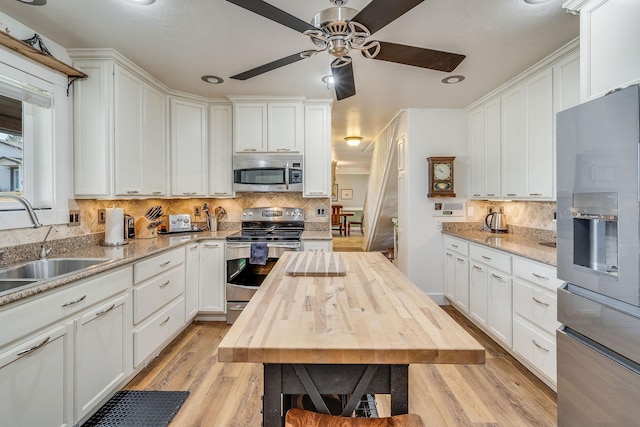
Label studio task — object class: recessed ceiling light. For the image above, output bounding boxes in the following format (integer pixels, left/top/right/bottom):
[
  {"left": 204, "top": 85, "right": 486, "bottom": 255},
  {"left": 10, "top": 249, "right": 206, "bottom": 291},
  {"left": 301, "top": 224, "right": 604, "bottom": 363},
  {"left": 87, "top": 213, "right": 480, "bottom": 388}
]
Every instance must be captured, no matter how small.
[
  {"left": 201, "top": 75, "right": 224, "bottom": 84},
  {"left": 344, "top": 136, "right": 362, "bottom": 147},
  {"left": 441, "top": 75, "right": 465, "bottom": 84},
  {"left": 16, "top": 0, "right": 47, "bottom": 5},
  {"left": 125, "top": 0, "right": 155, "bottom": 4}
]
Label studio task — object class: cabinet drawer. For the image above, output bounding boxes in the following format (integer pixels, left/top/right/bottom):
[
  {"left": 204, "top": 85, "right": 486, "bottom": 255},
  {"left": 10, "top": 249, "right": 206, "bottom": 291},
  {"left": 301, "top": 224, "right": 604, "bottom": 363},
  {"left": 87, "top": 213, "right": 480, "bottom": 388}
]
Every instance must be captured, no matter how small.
[
  {"left": 513, "top": 318, "right": 556, "bottom": 383},
  {"left": 133, "top": 247, "right": 185, "bottom": 283},
  {"left": 0, "top": 267, "right": 131, "bottom": 347},
  {"left": 133, "top": 296, "right": 185, "bottom": 367},
  {"left": 443, "top": 236, "right": 469, "bottom": 256},
  {"left": 513, "top": 278, "right": 560, "bottom": 335},
  {"left": 470, "top": 244, "right": 511, "bottom": 274},
  {"left": 513, "top": 257, "right": 562, "bottom": 291},
  {"left": 133, "top": 265, "right": 185, "bottom": 324}
]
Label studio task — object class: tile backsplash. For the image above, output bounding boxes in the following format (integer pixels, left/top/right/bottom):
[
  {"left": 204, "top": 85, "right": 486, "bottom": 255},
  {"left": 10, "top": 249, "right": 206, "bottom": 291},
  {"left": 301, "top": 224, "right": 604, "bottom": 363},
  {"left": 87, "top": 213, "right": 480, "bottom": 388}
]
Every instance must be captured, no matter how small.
[
  {"left": 466, "top": 200, "right": 556, "bottom": 230},
  {"left": 1, "top": 194, "right": 330, "bottom": 248}
]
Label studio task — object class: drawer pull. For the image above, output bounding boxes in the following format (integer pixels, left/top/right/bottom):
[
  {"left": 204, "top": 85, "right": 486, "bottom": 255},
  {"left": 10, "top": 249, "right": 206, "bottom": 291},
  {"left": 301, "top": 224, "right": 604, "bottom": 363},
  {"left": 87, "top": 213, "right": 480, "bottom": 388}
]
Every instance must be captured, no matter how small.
[
  {"left": 506, "top": 193, "right": 517, "bottom": 197},
  {"left": 451, "top": 244, "right": 458, "bottom": 248},
  {"left": 160, "top": 260, "right": 171, "bottom": 267},
  {"left": 16, "top": 336, "right": 50, "bottom": 357},
  {"left": 243, "top": 149, "right": 257, "bottom": 152},
  {"left": 532, "top": 339, "right": 549, "bottom": 352},
  {"left": 529, "top": 193, "right": 543, "bottom": 196},
  {"left": 491, "top": 273, "right": 504, "bottom": 280},
  {"left": 61, "top": 294, "right": 87, "bottom": 307},
  {"left": 446, "top": 252, "right": 453, "bottom": 257},
  {"left": 189, "top": 245, "right": 198, "bottom": 251},
  {"left": 152, "top": 192, "right": 163, "bottom": 195},
  {"left": 532, "top": 297, "right": 550, "bottom": 307},
  {"left": 229, "top": 305, "right": 245, "bottom": 311},
  {"left": 456, "top": 257, "right": 465, "bottom": 262},
  {"left": 473, "top": 194, "right": 481, "bottom": 197},
  {"left": 473, "top": 265, "right": 483, "bottom": 271},
  {"left": 276, "top": 148, "right": 291, "bottom": 151},
  {"left": 159, "top": 280, "right": 170, "bottom": 289},
  {"left": 532, "top": 272, "right": 549, "bottom": 280},
  {"left": 487, "top": 193, "right": 496, "bottom": 197},
  {"left": 159, "top": 316, "right": 170, "bottom": 326},
  {"left": 95, "top": 304, "right": 116, "bottom": 317},
  {"left": 482, "top": 255, "right": 492, "bottom": 260},
  {"left": 204, "top": 244, "right": 220, "bottom": 248},
  {"left": 126, "top": 190, "right": 139, "bottom": 194}
]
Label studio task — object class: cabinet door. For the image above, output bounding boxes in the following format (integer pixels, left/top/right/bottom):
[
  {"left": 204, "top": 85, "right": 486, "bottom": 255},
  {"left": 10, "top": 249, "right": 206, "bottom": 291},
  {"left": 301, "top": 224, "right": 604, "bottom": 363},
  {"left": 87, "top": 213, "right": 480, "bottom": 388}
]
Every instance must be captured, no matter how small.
[
  {"left": 73, "top": 59, "right": 113, "bottom": 197},
  {"left": 469, "top": 106, "right": 486, "bottom": 198},
  {"left": 303, "top": 102, "right": 331, "bottom": 197},
  {"left": 142, "top": 84, "right": 166, "bottom": 196},
  {"left": 469, "top": 261, "right": 488, "bottom": 327},
  {"left": 524, "top": 68, "right": 553, "bottom": 198},
  {"left": 268, "top": 102, "right": 303, "bottom": 152},
  {"left": 170, "top": 98, "right": 207, "bottom": 196},
  {"left": 0, "top": 323, "right": 73, "bottom": 427},
  {"left": 234, "top": 103, "right": 267, "bottom": 152},
  {"left": 198, "top": 241, "right": 225, "bottom": 313},
  {"left": 114, "top": 65, "right": 144, "bottom": 196},
  {"left": 485, "top": 99, "right": 502, "bottom": 198},
  {"left": 76, "top": 294, "right": 131, "bottom": 421},
  {"left": 209, "top": 105, "right": 234, "bottom": 197},
  {"left": 454, "top": 254, "right": 469, "bottom": 313},
  {"left": 488, "top": 268, "right": 512, "bottom": 347},
  {"left": 443, "top": 250, "right": 456, "bottom": 301},
  {"left": 501, "top": 86, "right": 526, "bottom": 198},
  {"left": 185, "top": 243, "right": 199, "bottom": 321}
]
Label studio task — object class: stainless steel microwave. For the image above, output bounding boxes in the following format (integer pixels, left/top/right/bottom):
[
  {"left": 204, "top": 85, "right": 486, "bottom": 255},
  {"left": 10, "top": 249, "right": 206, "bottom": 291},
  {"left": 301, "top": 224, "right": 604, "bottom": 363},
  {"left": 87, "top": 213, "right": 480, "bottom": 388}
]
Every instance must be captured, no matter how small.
[{"left": 233, "top": 154, "right": 303, "bottom": 192}]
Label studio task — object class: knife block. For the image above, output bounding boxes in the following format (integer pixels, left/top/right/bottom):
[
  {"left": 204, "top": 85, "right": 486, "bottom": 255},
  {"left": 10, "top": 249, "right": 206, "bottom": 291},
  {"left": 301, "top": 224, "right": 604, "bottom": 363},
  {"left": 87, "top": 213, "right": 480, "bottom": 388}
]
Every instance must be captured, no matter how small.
[{"left": 135, "top": 217, "right": 158, "bottom": 239}]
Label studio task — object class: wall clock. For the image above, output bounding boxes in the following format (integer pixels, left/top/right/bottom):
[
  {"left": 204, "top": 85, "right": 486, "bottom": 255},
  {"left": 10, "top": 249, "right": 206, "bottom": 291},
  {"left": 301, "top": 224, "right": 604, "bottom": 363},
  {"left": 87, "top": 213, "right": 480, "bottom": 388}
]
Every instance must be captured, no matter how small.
[{"left": 427, "top": 156, "right": 456, "bottom": 197}]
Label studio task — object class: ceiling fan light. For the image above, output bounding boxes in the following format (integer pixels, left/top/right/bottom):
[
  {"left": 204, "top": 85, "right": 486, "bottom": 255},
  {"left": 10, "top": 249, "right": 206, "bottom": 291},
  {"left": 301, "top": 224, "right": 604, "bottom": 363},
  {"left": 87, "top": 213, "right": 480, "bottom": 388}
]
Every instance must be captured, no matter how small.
[
  {"left": 442, "top": 75, "right": 465, "bottom": 84},
  {"left": 345, "top": 136, "right": 362, "bottom": 147}
]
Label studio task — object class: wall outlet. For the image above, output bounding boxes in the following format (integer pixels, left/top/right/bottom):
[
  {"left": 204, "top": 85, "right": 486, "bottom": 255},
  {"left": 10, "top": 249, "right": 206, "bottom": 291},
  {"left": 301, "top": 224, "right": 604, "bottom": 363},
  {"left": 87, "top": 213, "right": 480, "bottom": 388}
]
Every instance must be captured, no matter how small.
[
  {"left": 98, "top": 209, "right": 106, "bottom": 224},
  {"left": 316, "top": 207, "right": 326, "bottom": 216},
  {"left": 194, "top": 206, "right": 201, "bottom": 217},
  {"left": 487, "top": 206, "right": 494, "bottom": 214},
  {"left": 69, "top": 210, "right": 81, "bottom": 227}
]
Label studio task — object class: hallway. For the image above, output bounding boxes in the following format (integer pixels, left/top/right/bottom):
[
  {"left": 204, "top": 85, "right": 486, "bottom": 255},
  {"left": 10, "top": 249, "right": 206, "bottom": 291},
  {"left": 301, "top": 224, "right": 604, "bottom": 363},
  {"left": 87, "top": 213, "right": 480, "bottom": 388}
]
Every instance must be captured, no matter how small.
[{"left": 331, "top": 234, "right": 365, "bottom": 252}]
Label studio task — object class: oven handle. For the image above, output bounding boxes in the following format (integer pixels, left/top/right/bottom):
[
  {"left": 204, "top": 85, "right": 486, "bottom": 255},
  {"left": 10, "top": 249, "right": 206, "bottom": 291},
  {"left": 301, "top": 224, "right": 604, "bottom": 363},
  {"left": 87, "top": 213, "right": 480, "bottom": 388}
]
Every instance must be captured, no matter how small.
[{"left": 226, "top": 242, "right": 301, "bottom": 250}]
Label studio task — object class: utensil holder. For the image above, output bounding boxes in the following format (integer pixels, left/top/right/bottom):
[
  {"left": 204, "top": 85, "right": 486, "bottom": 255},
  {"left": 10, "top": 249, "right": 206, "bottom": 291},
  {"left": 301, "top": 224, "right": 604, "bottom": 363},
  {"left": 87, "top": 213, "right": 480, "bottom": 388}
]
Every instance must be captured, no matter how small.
[{"left": 135, "top": 217, "right": 158, "bottom": 239}]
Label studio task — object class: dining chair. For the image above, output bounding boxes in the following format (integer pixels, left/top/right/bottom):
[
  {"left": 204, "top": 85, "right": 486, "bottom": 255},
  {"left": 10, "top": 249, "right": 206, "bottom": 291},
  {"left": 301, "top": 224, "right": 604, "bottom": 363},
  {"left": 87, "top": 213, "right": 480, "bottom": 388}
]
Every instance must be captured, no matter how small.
[
  {"left": 331, "top": 204, "right": 343, "bottom": 236},
  {"left": 285, "top": 408, "right": 424, "bottom": 427}
]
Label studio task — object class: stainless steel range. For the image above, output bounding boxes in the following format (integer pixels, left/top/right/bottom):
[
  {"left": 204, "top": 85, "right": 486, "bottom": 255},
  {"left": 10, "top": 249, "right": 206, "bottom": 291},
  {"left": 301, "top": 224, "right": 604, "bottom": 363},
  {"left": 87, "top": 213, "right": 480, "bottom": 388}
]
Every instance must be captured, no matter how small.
[{"left": 225, "top": 207, "right": 304, "bottom": 324}]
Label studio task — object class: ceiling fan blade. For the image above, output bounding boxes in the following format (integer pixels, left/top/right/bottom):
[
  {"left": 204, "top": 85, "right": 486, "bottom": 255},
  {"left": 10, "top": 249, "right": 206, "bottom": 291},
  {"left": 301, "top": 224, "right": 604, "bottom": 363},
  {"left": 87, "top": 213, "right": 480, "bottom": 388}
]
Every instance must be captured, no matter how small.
[
  {"left": 226, "top": 0, "right": 319, "bottom": 34},
  {"left": 351, "top": 0, "right": 424, "bottom": 35},
  {"left": 331, "top": 59, "right": 356, "bottom": 101},
  {"left": 230, "top": 51, "right": 310, "bottom": 80},
  {"left": 368, "top": 41, "right": 466, "bottom": 72}
]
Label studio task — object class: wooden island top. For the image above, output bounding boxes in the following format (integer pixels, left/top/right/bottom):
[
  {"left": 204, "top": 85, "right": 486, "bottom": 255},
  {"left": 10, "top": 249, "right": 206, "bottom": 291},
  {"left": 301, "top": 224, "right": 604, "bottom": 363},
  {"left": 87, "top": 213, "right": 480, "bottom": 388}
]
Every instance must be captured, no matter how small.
[{"left": 218, "top": 252, "right": 484, "bottom": 365}]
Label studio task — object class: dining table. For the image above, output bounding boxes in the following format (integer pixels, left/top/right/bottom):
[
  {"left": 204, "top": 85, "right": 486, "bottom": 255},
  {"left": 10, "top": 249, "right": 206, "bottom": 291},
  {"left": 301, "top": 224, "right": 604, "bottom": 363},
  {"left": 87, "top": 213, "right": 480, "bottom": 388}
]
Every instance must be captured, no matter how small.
[
  {"left": 339, "top": 212, "right": 354, "bottom": 236},
  {"left": 218, "top": 251, "right": 485, "bottom": 426}
]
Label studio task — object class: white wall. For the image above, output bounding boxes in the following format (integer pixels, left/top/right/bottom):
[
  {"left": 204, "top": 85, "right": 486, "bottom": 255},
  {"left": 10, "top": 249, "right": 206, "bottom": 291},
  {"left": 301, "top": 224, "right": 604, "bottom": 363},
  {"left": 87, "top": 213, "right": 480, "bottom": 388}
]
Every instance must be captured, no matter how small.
[
  {"left": 399, "top": 109, "right": 469, "bottom": 300},
  {"left": 335, "top": 173, "right": 367, "bottom": 217}
]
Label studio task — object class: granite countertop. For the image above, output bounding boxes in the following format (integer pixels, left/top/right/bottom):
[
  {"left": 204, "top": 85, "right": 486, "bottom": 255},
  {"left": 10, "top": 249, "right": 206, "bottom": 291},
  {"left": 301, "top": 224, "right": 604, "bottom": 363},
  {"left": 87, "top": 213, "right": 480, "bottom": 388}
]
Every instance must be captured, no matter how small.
[
  {"left": 0, "top": 230, "right": 233, "bottom": 307},
  {"left": 442, "top": 228, "right": 557, "bottom": 267}
]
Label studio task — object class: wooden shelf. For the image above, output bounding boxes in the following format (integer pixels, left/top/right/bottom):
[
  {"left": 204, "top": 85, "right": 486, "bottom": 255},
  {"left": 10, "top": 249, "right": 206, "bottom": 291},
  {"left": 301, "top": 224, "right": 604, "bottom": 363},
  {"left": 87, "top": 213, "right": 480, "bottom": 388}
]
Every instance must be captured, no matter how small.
[{"left": 0, "top": 31, "right": 87, "bottom": 78}]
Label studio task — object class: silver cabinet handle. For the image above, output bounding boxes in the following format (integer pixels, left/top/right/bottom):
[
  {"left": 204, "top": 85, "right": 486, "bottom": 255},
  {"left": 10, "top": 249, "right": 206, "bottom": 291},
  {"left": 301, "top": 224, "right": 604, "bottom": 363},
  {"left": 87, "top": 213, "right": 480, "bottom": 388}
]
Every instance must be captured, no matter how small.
[
  {"left": 451, "top": 244, "right": 458, "bottom": 248},
  {"left": 159, "top": 280, "right": 170, "bottom": 289},
  {"left": 491, "top": 273, "right": 504, "bottom": 280},
  {"left": 189, "top": 245, "right": 198, "bottom": 251},
  {"left": 61, "top": 294, "right": 87, "bottom": 307},
  {"left": 446, "top": 253, "right": 453, "bottom": 257},
  {"left": 16, "top": 336, "right": 50, "bottom": 357},
  {"left": 532, "top": 339, "right": 549, "bottom": 352},
  {"left": 529, "top": 193, "right": 543, "bottom": 196},
  {"left": 160, "top": 260, "right": 171, "bottom": 267},
  {"left": 532, "top": 297, "right": 550, "bottom": 307},
  {"left": 243, "top": 149, "right": 257, "bottom": 152},
  {"left": 152, "top": 191, "right": 163, "bottom": 195},
  {"left": 482, "top": 255, "right": 492, "bottom": 260},
  {"left": 126, "top": 190, "right": 139, "bottom": 194},
  {"left": 159, "top": 316, "right": 170, "bottom": 326},
  {"left": 456, "top": 257, "right": 466, "bottom": 263},
  {"left": 473, "top": 265, "right": 483, "bottom": 271},
  {"left": 212, "top": 192, "right": 228, "bottom": 195},
  {"left": 506, "top": 193, "right": 517, "bottom": 197},
  {"left": 204, "top": 244, "right": 220, "bottom": 248},
  {"left": 182, "top": 192, "right": 197, "bottom": 195},
  {"left": 532, "top": 272, "right": 549, "bottom": 280},
  {"left": 95, "top": 304, "right": 116, "bottom": 317},
  {"left": 276, "top": 148, "right": 291, "bottom": 151},
  {"left": 473, "top": 194, "right": 481, "bottom": 197},
  {"left": 487, "top": 193, "right": 496, "bottom": 197},
  {"left": 229, "top": 305, "right": 245, "bottom": 311}
]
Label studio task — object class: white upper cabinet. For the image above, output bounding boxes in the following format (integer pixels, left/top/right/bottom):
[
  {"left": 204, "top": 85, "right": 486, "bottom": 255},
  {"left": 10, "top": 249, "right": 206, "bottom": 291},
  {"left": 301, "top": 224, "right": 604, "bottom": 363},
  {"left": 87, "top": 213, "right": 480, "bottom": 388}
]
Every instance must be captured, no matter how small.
[
  {"left": 209, "top": 105, "right": 234, "bottom": 197},
  {"left": 232, "top": 98, "right": 303, "bottom": 153},
  {"left": 564, "top": 0, "right": 640, "bottom": 100},
  {"left": 170, "top": 97, "right": 207, "bottom": 196},
  {"left": 303, "top": 100, "right": 332, "bottom": 197},
  {"left": 469, "top": 97, "right": 501, "bottom": 199}
]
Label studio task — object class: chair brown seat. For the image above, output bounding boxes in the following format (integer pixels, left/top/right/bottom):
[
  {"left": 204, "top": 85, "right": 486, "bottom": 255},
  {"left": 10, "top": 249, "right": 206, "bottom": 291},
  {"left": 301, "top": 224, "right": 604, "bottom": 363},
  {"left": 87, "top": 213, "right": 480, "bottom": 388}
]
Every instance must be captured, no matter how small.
[
  {"left": 285, "top": 408, "right": 424, "bottom": 427},
  {"left": 331, "top": 204, "right": 344, "bottom": 236}
]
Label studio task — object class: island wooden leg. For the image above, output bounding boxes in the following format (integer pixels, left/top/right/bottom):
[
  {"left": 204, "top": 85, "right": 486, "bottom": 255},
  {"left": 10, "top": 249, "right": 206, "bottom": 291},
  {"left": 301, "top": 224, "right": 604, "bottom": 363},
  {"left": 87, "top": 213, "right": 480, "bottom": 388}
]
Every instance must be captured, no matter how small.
[
  {"left": 263, "top": 364, "right": 282, "bottom": 427},
  {"left": 390, "top": 364, "right": 409, "bottom": 415}
]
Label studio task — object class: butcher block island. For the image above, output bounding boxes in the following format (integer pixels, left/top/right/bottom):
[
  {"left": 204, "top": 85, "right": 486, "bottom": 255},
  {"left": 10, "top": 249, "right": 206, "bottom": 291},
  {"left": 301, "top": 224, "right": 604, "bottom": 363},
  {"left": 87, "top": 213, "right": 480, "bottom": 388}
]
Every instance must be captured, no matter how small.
[{"left": 218, "top": 252, "right": 484, "bottom": 426}]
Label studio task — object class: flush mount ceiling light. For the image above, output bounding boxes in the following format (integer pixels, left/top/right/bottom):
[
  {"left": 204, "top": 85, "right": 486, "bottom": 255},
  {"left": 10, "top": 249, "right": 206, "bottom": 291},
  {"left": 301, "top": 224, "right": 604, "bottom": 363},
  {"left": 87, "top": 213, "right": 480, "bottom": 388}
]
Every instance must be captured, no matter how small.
[
  {"left": 201, "top": 75, "right": 224, "bottom": 84},
  {"left": 17, "top": 0, "right": 47, "bottom": 5},
  {"left": 125, "top": 0, "right": 156, "bottom": 4},
  {"left": 523, "top": 0, "right": 551, "bottom": 3},
  {"left": 442, "top": 75, "right": 465, "bottom": 84},
  {"left": 344, "top": 136, "right": 362, "bottom": 147}
]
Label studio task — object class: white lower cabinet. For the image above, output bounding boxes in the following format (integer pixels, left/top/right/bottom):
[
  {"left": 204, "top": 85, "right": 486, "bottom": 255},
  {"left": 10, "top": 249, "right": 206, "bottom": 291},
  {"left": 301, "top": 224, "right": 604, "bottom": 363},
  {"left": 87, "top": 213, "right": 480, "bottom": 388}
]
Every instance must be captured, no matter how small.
[
  {"left": 133, "top": 297, "right": 185, "bottom": 367},
  {"left": 0, "top": 323, "right": 73, "bottom": 427},
  {"left": 469, "top": 261, "right": 489, "bottom": 327},
  {"left": 443, "top": 236, "right": 469, "bottom": 313},
  {"left": 185, "top": 243, "right": 200, "bottom": 321},
  {"left": 75, "top": 293, "right": 131, "bottom": 421},
  {"left": 198, "top": 241, "right": 225, "bottom": 313},
  {"left": 487, "top": 267, "right": 513, "bottom": 347}
]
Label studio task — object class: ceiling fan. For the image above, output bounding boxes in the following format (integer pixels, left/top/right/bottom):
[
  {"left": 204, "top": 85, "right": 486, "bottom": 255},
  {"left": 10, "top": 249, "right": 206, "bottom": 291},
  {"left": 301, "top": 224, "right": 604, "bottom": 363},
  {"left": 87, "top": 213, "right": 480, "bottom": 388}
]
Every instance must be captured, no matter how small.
[{"left": 227, "top": 0, "right": 466, "bottom": 101}]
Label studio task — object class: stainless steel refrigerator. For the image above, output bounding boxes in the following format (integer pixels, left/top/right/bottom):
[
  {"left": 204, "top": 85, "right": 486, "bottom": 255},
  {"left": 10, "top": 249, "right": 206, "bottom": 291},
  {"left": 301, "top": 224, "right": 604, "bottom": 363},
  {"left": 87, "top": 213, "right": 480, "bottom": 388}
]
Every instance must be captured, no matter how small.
[{"left": 556, "top": 84, "right": 640, "bottom": 426}]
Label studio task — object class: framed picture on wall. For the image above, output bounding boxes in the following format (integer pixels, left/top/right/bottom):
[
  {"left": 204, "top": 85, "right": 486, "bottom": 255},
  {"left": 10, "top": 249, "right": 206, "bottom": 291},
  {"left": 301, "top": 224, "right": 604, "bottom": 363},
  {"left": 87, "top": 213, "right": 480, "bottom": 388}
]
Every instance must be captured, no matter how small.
[
  {"left": 341, "top": 189, "right": 353, "bottom": 200},
  {"left": 331, "top": 184, "right": 338, "bottom": 201}
]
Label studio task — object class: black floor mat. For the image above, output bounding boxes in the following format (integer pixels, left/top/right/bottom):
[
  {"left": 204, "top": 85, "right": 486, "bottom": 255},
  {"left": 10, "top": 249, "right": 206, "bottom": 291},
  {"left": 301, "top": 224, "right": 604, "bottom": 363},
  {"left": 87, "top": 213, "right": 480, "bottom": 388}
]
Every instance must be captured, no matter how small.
[{"left": 82, "top": 390, "right": 189, "bottom": 427}]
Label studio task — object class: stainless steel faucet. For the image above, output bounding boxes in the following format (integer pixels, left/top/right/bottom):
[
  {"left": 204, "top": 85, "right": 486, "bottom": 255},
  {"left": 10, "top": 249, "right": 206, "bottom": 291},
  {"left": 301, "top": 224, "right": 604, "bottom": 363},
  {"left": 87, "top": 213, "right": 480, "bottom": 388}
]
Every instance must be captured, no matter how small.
[
  {"left": 40, "top": 225, "right": 58, "bottom": 259},
  {"left": 1, "top": 194, "right": 42, "bottom": 228}
]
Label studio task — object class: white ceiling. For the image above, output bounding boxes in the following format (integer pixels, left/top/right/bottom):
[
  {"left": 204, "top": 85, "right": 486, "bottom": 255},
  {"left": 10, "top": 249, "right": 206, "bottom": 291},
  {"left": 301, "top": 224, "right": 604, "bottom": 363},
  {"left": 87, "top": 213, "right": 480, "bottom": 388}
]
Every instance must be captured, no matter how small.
[{"left": 1, "top": 0, "right": 578, "bottom": 173}]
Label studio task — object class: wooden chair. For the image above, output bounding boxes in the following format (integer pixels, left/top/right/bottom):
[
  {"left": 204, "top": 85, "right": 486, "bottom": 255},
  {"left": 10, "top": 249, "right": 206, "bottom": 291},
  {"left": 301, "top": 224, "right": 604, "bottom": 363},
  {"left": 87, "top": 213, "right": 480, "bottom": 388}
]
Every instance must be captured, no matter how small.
[
  {"left": 348, "top": 213, "right": 364, "bottom": 236},
  {"left": 285, "top": 408, "right": 424, "bottom": 427},
  {"left": 331, "top": 204, "right": 343, "bottom": 236}
]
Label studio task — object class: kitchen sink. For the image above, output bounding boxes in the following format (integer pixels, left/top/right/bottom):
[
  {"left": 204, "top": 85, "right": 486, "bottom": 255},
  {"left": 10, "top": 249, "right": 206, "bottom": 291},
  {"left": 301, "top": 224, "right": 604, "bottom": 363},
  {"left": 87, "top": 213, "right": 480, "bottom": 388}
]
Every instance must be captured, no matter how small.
[
  {"left": 0, "top": 279, "right": 39, "bottom": 294},
  {"left": 0, "top": 258, "right": 112, "bottom": 281}
]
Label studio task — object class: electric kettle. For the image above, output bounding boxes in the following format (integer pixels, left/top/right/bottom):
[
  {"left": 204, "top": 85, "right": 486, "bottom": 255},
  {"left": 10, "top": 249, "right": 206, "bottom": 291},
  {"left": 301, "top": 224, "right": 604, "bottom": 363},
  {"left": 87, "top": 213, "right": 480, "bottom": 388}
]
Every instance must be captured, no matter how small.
[{"left": 485, "top": 211, "right": 508, "bottom": 233}]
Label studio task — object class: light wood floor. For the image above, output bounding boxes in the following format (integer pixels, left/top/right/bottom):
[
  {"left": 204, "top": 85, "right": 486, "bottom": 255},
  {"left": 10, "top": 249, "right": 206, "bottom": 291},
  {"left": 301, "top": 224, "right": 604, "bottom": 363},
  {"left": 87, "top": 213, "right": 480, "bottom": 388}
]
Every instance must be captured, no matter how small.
[
  {"left": 125, "top": 306, "right": 557, "bottom": 426},
  {"left": 332, "top": 234, "right": 366, "bottom": 252}
]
